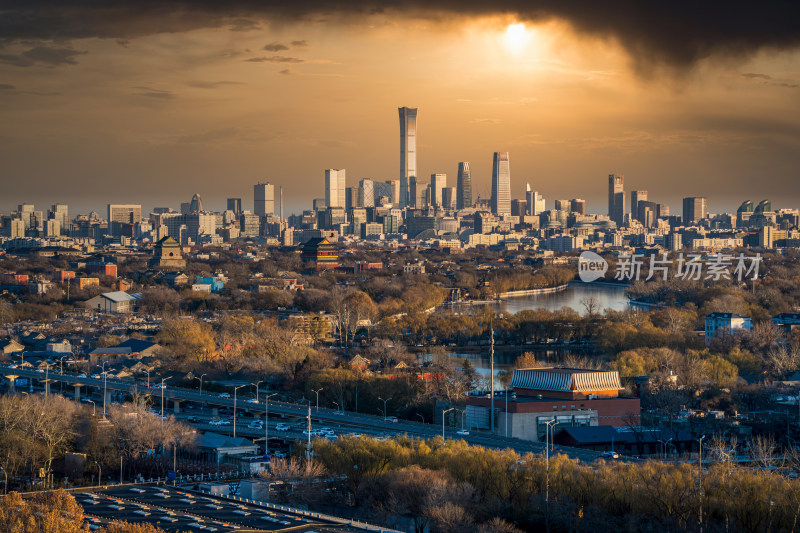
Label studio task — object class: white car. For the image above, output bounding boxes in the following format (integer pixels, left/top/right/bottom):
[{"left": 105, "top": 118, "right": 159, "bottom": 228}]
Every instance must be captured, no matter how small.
[
  {"left": 218, "top": 393, "right": 231, "bottom": 399},
  {"left": 209, "top": 418, "right": 224, "bottom": 426},
  {"left": 248, "top": 421, "right": 263, "bottom": 429},
  {"left": 247, "top": 398, "right": 259, "bottom": 404},
  {"left": 275, "top": 423, "right": 290, "bottom": 431},
  {"left": 600, "top": 451, "right": 620, "bottom": 459},
  {"left": 457, "top": 429, "right": 470, "bottom": 436},
  {"left": 333, "top": 410, "right": 345, "bottom": 416}
]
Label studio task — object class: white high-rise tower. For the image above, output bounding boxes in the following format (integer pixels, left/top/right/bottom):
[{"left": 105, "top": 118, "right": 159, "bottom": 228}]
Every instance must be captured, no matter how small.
[
  {"left": 491, "top": 152, "right": 511, "bottom": 216},
  {"left": 325, "top": 169, "right": 346, "bottom": 208},
  {"left": 399, "top": 107, "right": 418, "bottom": 208}
]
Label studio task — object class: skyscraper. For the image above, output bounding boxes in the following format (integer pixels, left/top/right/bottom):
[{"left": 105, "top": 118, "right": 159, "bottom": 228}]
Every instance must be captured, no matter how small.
[
  {"left": 430, "top": 173, "right": 447, "bottom": 208},
  {"left": 570, "top": 199, "right": 586, "bottom": 215},
  {"left": 682, "top": 197, "right": 708, "bottom": 225},
  {"left": 189, "top": 193, "right": 203, "bottom": 213},
  {"left": 254, "top": 183, "right": 275, "bottom": 216},
  {"left": 325, "top": 169, "right": 346, "bottom": 208},
  {"left": 526, "top": 184, "right": 545, "bottom": 215},
  {"left": 491, "top": 152, "right": 511, "bottom": 216},
  {"left": 456, "top": 162, "right": 472, "bottom": 210},
  {"left": 631, "top": 190, "right": 647, "bottom": 222},
  {"left": 399, "top": 106, "right": 417, "bottom": 208},
  {"left": 358, "top": 179, "right": 375, "bottom": 208},
  {"left": 107, "top": 204, "right": 142, "bottom": 236},
  {"left": 608, "top": 174, "right": 625, "bottom": 226},
  {"left": 48, "top": 204, "right": 68, "bottom": 234},
  {"left": 227, "top": 198, "right": 242, "bottom": 215},
  {"left": 387, "top": 180, "right": 400, "bottom": 206}
]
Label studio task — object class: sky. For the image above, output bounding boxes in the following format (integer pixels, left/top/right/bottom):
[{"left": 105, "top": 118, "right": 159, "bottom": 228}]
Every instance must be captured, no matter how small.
[{"left": 1, "top": 1, "right": 799, "bottom": 217}]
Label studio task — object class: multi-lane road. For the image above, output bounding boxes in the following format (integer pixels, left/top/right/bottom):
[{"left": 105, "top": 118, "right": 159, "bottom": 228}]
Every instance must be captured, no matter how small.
[{"left": 0, "top": 364, "right": 606, "bottom": 462}]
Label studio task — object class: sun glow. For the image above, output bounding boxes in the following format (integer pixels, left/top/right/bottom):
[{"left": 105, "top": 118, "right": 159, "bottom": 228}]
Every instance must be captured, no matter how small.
[{"left": 504, "top": 23, "right": 531, "bottom": 55}]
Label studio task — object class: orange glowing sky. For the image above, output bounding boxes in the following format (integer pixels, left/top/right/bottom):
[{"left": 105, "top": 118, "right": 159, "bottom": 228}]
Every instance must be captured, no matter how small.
[{"left": 1, "top": 8, "right": 799, "bottom": 215}]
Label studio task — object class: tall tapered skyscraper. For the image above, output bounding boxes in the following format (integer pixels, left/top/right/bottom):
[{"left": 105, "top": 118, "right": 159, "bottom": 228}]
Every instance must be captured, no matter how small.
[
  {"left": 456, "top": 162, "right": 472, "bottom": 210},
  {"left": 399, "top": 107, "right": 417, "bottom": 208},
  {"left": 608, "top": 174, "right": 624, "bottom": 226},
  {"left": 491, "top": 152, "right": 511, "bottom": 216}
]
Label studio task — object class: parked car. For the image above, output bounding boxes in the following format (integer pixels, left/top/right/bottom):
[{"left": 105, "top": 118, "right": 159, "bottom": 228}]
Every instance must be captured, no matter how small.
[{"left": 600, "top": 451, "right": 620, "bottom": 459}]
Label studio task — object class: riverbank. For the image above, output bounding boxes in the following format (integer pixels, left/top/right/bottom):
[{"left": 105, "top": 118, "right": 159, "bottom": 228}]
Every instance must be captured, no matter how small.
[{"left": 450, "top": 283, "right": 571, "bottom": 307}]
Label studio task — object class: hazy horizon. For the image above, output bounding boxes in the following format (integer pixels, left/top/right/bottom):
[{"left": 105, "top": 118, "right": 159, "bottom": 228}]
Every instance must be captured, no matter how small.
[{"left": 1, "top": 3, "right": 799, "bottom": 217}]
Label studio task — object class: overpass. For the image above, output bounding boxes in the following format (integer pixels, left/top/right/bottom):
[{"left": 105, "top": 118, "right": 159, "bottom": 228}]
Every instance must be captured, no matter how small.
[{"left": 0, "top": 364, "right": 607, "bottom": 463}]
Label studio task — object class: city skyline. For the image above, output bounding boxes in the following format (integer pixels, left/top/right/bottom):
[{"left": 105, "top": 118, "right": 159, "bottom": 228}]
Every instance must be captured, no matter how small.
[{"left": 1, "top": 4, "right": 799, "bottom": 214}]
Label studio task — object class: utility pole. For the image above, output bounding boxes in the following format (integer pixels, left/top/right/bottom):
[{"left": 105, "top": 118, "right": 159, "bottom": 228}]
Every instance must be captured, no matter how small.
[
  {"left": 490, "top": 321, "right": 495, "bottom": 433},
  {"left": 306, "top": 401, "right": 312, "bottom": 462},
  {"left": 265, "top": 392, "right": 277, "bottom": 456},
  {"left": 698, "top": 434, "right": 706, "bottom": 532}
]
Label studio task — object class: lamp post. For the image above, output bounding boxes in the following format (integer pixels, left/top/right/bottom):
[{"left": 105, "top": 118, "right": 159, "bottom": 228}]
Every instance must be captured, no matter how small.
[
  {"left": 312, "top": 388, "right": 323, "bottom": 411},
  {"left": 94, "top": 461, "right": 102, "bottom": 488},
  {"left": 233, "top": 385, "right": 246, "bottom": 438},
  {"left": 333, "top": 401, "right": 339, "bottom": 413},
  {"left": 251, "top": 380, "right": 264, "bottom": 403},
  {"left": 59, "top": 355, "right": 69, "bottom": 393},
  {"left": 442, "top": 407, "right": 455, "bottom": 439},
  {"left": 544, "top": 418, "right": 558, "bottom": 507},
  {"left": 417, "top": 413, "right": 425, "bottom": 423},
  {"left": 264, "top": 392, "right": 278, "bottom": 456},
  {"left": 698, "top": 434, "right": 706, "bottom": 531},
  {"left": 378, "top": 396, "right": 392, "bottom": 421},
  {"left": 43, "top": 362, "right": 50, "bottom": 398},
  {"left": 101, "top": 362, "right": 108, "bottom": 417},
  {"left": 161, "top": 376, "right": 172, "bottom": 419},
  {"left": 87, "top": 399, "right": 96, "bottom": 417},
  {"left": 195, "top": 373, "right": 207, "bottom": 414}
]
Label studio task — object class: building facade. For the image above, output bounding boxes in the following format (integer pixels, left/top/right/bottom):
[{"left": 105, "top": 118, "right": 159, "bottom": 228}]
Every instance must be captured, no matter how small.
[
  {"left": 399, "top": 106, "right": 418, "bottom": 208},
  {"left": 491, "top": 152, "right": 511, "bottom": 216}
]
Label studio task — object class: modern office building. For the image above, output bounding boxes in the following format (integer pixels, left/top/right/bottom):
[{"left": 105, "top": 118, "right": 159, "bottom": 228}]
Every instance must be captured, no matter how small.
[
  {"left": 491, "top": 152, "right": 511, "bottom": 216},
  {"left": 526, "top": 184, "right": 545, "bottom": 216},
  {"left": 399, "top": 106, "right": 418, "bottom": 208},
  {"left": 682, "top": 196, "right": 708, "bottom": 225},
  {"left": 358, "top": 179, "right": 375, "bottom": 208},
  {"left": 189, "top": 193, "right": 203, "bottom": 213},
  {"left": 387, "top": 179, "right": 400, "bottom": 205},
  {"left": 430, "top": 173, "right": 447, "bottom": 208},
  {"left": 630, "top": 190, "right": 647, "bottom": 222},
  {"left": 226, "top": 198, "right": 242, "bottom": 216},
  {"left": 254, "top": 183, "right": 275, "bottom": 216},
  {"left": 456, "top": 162, "right": 472, "bottom": 210},
  {"left": 608, "top": 174, "right": 625, "bottom": 227},
  {"left": 107, "top": 204, "right": 142, "bottom": 236},
  {"left": 324, "top": 169, "right": 346, "bottom": 209},
  {"left": 48, "top": 204, "right": 69, "bottom": 235},
  {"left": 570, "top": 199, "right": 586, "bottom": 215}
]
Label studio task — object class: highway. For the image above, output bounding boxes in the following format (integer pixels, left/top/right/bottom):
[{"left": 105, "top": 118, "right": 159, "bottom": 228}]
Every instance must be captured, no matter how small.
[{"left": 0, "top": 364, "right": 606, "bottom": 463}]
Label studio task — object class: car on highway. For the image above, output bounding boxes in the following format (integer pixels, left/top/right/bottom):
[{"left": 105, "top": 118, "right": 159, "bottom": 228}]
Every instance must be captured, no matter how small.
[
  {"left": 218, "top": 392, "right": 231, "bottom": 399},
  {"left": 77, "top": 373, "right": 86, "bottom": 377},
  {"left": 272, "top": 450, "right": 287, "bottom": 458},
  {"left": 457, "top": 429, "right": 470, "bottom": 436},
  {"left": 275, "top": 423, "right": 290, "bottom": 431},
  {"left": 384, "top": 416, "right": 398, "bottom": 423},
  {"left": 248, "top": 421, "right": 263, "bottom": 429},
  {"left": 333, "top": 410, "right": 345, "bottom": 416},
  {"left": 246, "top": 398, "right": 259, "bottom": 404},
  {"left": 209, "top": 418, "right": 224, "bottom": 425},
  {"left": 600, "top": 451, "right": 620, "bottom": 460},
  {"left": 348, "top": 433, "right": 362, "bottom": 438},
  {"left": 186, "top": 416, "right": 200, "bottom": 423}
]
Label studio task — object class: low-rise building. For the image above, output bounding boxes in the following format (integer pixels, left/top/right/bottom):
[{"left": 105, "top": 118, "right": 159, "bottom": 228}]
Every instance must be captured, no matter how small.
[{"left": 704, "top": 312, "right": 752, "bottom": 344}]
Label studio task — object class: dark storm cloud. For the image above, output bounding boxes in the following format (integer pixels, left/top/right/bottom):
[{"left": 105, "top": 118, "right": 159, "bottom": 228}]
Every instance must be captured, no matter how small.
[
  {"left": 263, "top": 41, "right": 290, "bottom": 51},
  {"left": 290, "top": 40, "right": 308, "bottom": 47},
  {"left": 0, "top": 45, "right": 86, "bottom": 67},
  {"left": 244, "top": 55, "right": 304, "bottom": 63},
  {"left": 0, "top": 84, "right": 15, "bottom": 90},
  {"left": 0, "top": 1, "right": 798, "bottom": 72}
]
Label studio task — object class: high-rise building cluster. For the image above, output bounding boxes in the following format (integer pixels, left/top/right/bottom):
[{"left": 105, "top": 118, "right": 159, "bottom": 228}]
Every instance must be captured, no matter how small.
[{"left": 2, "top": 105, "right": 799, "bottom": 253}]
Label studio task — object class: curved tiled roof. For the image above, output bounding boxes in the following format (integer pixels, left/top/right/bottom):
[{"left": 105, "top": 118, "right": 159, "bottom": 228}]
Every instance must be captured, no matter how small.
[{"left": 510, "top": 368, "right": 622, "bottom": 392}]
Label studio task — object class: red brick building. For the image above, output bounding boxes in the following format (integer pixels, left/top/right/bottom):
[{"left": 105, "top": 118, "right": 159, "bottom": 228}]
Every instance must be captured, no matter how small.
[{"left": 466, "top": 367, "right": 640, "bottom": 442}]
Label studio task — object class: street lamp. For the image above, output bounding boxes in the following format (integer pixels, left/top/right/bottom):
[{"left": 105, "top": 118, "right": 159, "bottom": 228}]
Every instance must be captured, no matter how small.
[
  {"left": 101, "top": 362, "right": 108, "bottom": 417},
  {"left": 312, "top": 388, "right": 323, "bottom": 411},
  {"left": 544, "top": 418, "right": 558, "bottom": 506},
  {"left": 251, "top": 380, "right": 264, "bottom": 403},
  {"left": 442, "top": 407, "right": 455, "bottom": 439},
  {"left": 417, "top": 413, "right": 425, "bottom": 423},
  {"left": 378, "top": 396, "right": 392, "bottom": 420},
  {"left": 333, "top": 401, "right": 340, "bottom": 413},
  {"left": 698, "top": 434, "right": 706, "bottom": 530},
  {"left": 194, "top": 373, "right": 207, "bottom": 414},
  {"left": 233, "top": 385, "right": 246, "bottom": 438},
  {"left": 264, "top": 392, "right": 278, "bottom": 456},
  {"left": 93, "top": 461, "right": 102, "bottom": 488},
  {"left": 86, "top": 399, "right": 96, "bottom": 417},
  {"left": 161, "top": 376, "right": 172, "bottom": 419}
]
